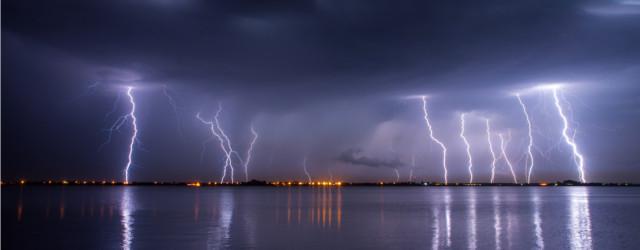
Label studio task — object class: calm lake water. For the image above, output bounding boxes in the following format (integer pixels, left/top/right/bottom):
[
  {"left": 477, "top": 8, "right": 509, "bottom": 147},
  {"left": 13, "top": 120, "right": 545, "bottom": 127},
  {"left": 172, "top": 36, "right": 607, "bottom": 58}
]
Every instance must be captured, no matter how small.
[{"left": 3, "top": 186, "right": 640, "bottom": 249}]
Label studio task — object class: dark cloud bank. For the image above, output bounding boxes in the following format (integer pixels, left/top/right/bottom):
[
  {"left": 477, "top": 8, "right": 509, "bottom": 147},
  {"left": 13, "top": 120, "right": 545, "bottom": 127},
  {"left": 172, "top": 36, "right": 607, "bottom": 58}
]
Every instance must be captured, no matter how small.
[
  {"left": 2, "top": 0, "right": 640, "bottom": 182},
  {"left": 338, "top": 148, "right": 405, "bottom": 169}
]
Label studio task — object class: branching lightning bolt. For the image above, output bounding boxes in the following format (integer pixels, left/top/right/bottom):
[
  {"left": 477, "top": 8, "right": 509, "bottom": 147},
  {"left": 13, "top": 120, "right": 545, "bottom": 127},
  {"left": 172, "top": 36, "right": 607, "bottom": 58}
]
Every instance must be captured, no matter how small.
[
  {"left": 552, "top": 88, "right": 587, "bottom": 183},
  {"left": 516, "top": 94, "right": 535, "bottom": 184},
  {"left": 498, "top": 133, "right": 518, "bottom": 184},
  {"left": 243, "top": 124, "right": 259, "bottom": 182},
  {"left": 98, "top": 86, "right": 139, "bottom": 183},
  {"left": 303, "top": 156, "right": 312, "bottom": 182},
  {"left": 213, "top": 103, "right": 238, "bottom": 183},
  {"left": 460, "top": 113, "right": 474, "bottom": 183},
  {"left": 123, "top": 87, "right": 138, "bottom": 184},
  {"left": 198, "top": 104, "right": 258, "bottom": 184},
  {"left": 393, "top": 168, "right": 400, "bottom": 183},
  {"left": 71, "top": 81, "right": 101, "bottom": 102},
  {"left": 421, "top": 96, "right": 448, "bottom": 184},
  {"left": 196, "top": 107, "right": 234, "bottom": 183},
  {"left": 486, "top": 119, "right": 498, "bottom": 184},
  {"left": 197, "top": 113, "right": 228, "bottom": 182},
  {"left": 162, "top": 85, "right": 183, "bottom": 138},
  {"left": 104, "top": 92, "right": 122, "bottom": 121},
  {"left": 84, "top": 81, "right": 101, "bottom": 96},
  {"left": 99, "top": 108, "right": 129, "bottom": 151}
]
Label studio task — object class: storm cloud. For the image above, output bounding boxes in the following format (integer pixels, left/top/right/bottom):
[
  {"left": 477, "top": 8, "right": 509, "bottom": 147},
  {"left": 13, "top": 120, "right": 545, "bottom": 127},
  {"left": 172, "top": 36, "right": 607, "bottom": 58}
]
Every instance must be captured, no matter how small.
[
  {"left": 2, "top": 0, "right": 640, "bottom": 182},
  {"left": 338, "top": 148, "right": 405, "bottom": 169}
]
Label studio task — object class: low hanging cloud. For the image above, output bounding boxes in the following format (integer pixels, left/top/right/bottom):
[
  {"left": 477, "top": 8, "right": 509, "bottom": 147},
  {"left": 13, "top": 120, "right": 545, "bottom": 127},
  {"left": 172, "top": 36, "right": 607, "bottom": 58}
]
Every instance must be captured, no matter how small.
[{"left": 337, "top": 148, "right": 405, "bottom": 169}]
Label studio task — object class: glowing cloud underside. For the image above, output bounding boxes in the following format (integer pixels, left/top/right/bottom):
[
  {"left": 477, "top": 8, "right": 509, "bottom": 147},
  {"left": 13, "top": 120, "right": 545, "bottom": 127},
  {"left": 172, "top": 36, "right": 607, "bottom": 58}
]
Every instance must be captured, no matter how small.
[
  {"left": 498, "top": 133, "right": 519, "bottom": 184},
  {"left": 243, "top": 124, "right": 259, "bottom": 182},
  {"left": 460, "top": 113, "right": 474, "bottom": 183},
  {"left": 421, "top": 96, "right": 449, "bottom": 184},
  {"left": 516, "top": 94, "right": 535, "bottom": 184},
  {"left": 552, "top": 89, "right": 587, "bottom": 183},
  {"left": 486, "top": 119, "right": 498, "bottom": 184},
  {"left": 124, "top": 87, "right": 138, "bottom": 184}
]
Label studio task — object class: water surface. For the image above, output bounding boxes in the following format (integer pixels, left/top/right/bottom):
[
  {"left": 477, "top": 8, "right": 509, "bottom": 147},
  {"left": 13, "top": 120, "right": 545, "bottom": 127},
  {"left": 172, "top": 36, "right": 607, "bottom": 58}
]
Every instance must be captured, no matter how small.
[{"left": 3, "top": 186, "right": 640, "bottom": 249}]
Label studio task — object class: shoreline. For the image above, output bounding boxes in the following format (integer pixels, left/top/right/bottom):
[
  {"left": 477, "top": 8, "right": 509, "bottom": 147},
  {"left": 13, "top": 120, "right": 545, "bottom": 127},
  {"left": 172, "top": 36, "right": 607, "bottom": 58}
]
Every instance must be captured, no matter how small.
[{"left": 2, "top": 180, "right": 638, "bottom": 187}]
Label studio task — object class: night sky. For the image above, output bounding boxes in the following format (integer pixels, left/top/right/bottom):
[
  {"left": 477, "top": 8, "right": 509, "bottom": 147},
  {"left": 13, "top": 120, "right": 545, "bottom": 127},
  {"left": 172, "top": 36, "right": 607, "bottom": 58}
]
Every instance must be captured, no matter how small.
[{"left": 2, "top": 0, "right": 640, "bottom": 183}]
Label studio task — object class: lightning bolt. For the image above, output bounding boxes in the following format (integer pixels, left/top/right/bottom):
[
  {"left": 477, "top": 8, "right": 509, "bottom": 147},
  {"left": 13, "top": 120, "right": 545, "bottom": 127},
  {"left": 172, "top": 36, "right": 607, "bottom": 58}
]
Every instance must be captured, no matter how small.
[
  {"left": 98, "top": 86, "right": 139, "bottom": 183},
  {"left": 420, "top": 96, "right": 448, "bottom": 184},
  {"left": 83, "top": 81, "right": 100, "bottom": 96},
  {"left": 243, "top": 124, "right": 259, "bottom": 182},
  {"left": 99, "top": 106, "right": 129, "bottom": 151},
  {"left": 213, "top": 103, "right": 239, "bottom": 183},
  {"left": 123, "top": 87, "right": 138, "bottom": 184},
  {"left": 199, "top": 105, "right": 256, "bottom": 183},
  {"left": 486, "top": 119, "right": 498, "bottom": 184},
  {"left": 552, "top": 88, "right": 587, "bottom": 183},
  {"left": 408, "top": 154, "right": 415, "bottom": 182},
  {"left": 103, "top": 92, "right": 121, "bottom": 121},
  {"left": 71, "top": 81, "right": 101, "bottom": 102},
  {"left": 516, "top": 94, "right": 535, "bottom": 184},
  {"left": 196, "top": 112, "right": 227, "bottom": 182},
  {"left": 460, "top": 113, "right": 474, "bottom": 183},
  {"left": 162, "top": 85, "right": 183, "bottom": 138},
  {"left": 303, "top": 156, "right": 312, "bottom": 182},
  {"left": 196, "top": 107, "right": 233, "bottom": 183},
  {"left": 393, "top": 168, "right": 400, "bottom": 183},
  {"left": 498, "top": 133, "right": 518, "bottom": 184}
]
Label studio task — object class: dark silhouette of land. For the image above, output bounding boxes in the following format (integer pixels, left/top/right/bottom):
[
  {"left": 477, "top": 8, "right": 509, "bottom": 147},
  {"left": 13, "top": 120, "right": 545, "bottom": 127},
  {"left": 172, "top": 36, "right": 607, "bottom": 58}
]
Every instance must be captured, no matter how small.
[{"left": 1, "top": 179, "right": 637, "bottom": 187}]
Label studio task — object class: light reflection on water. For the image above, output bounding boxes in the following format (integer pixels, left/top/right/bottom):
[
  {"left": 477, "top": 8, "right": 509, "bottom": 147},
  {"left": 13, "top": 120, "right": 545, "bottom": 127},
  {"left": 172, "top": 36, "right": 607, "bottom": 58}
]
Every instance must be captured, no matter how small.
[
  {"left": 3, "top": 186, "right": 639, "bottom": 249},
  {"left": 533, "top": 189, "right": 544, "bottom": 249},
  {"left": 493, "top": 190, "right": 502, "bottom": 250},
  {"left": 431, "top": 188, "right": 452, "bottom": 249},
  {"left": 569, "top": 187, "right": 592, "bottom": 250},
  {"left": 444, "top": 188, "right": 452, "bottom": 248},
  {"left": 120, "top": 187, "right": 134, "bottom": 250},
  {"left": 468, "top": 188, "right": 477, "bottom": 250},
  {"left": 284, "top": 186, "right": 343, "bottom": 229},
  {"left": 207, "top": 189, "right": 233, "bottom": 249}
]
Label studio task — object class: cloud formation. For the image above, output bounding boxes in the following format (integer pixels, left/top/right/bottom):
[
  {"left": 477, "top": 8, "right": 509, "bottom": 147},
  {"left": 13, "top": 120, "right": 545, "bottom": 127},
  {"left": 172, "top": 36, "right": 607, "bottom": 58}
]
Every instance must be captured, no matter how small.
[
  {"left": 2, "top": 0, "right": 640, "bottom": 182},
  {"left": 338, "top": 148, "right": 405, "bottom": 169}
]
